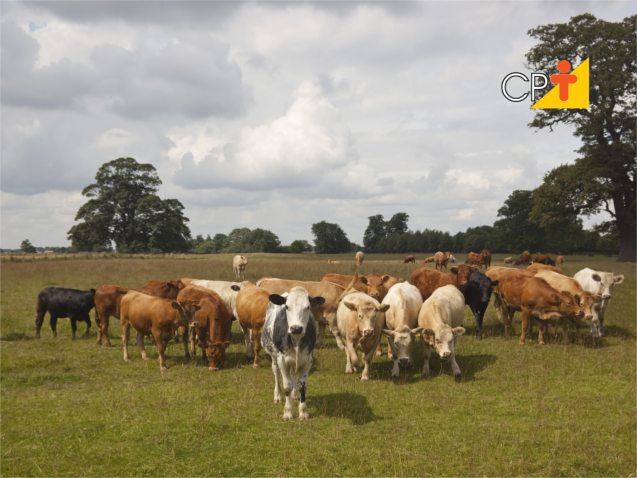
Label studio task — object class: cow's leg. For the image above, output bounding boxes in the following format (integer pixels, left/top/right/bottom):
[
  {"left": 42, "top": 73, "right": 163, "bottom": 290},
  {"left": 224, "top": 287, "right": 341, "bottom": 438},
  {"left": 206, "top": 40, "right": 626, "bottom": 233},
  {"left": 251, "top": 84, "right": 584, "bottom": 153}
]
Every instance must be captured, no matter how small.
[
  {"left": 420, "top": 339, "right": 431, "bottom": 377},
  {"left": 325, "top": 312, "right": 345, "bottom": 349},
  {"left": 290, "top": 369, "right": 299, "bottom": 401},
  {"left": 316, "top": 321, "right": 327, "bottom": 348},
  {"left": 450, "top": 338, "right": 461, "bottom": 379},
  {"left": 35, "top": 306, "right": 47, "bottom": 339},
  {"left": 345, "top": 340, "right": 360, "bottom": 374},
  {"left": 136, "top": 331, "right": 148, "bottom": 360},
  {"left": 387, "top": 336, "right": 400, "bottom": 377},
  {"left": 98, "top": 310, "right": 113, "bottom": 347},
  {"left": 277, "top": 357, "right": 294, "bottom": 419},
  {"left": 589, "top": 305, "right": 600, "bottom": 339},
  {"left": 271, "top": 358, "right": 282, "bottom": 403},
  {"left": 239, "top": 323, "right": 254, "bottom": 360},
  {"left": 471, "top": 306, "right": 483, "bottom": 340},
  {"left": 157, "top": 337, "right": 169, "bottom": 370},
  {"left": 361, "top": 346, "right": 375, "bottom": 382},
  {"left": 573, "top": 317, "right": 583, "bottom": 345},
  {"left": 560, "top": 317, "right": 570, "bottom": 345},
  {"left": 50, "top": 315, "right": 59, "bottom": 338},
  {"left": 252, "top": 330, "right": 262, "bottom": 368},
  {"left": 493, "top": 293, "right": 503, "bottom": 322},
  {"left": 537, "top": 320, "right": 547, "bottom": 345},
  {"left": 122, "top": 321, "right": 131, "bottom": 362},
  {"left": 82, "top": 314, "right": 91, "bottom": 338},
  {"left": 180, "top": 325, "right": 191, "bottom": 360},
  {"left": 375, "top": 339, "right": 383, "bottom": 357},
  {"left": 70, "top": 316, "right": 78, "bottom": 340},
  {"left": 297, "top": 357, "right": 313, "bottom": 420},
  {"left": 504, "top": 307, "right": 515, "bottom": 339},
  {"left": 519, "top": 309, "right": 529, "bottom": 345}
]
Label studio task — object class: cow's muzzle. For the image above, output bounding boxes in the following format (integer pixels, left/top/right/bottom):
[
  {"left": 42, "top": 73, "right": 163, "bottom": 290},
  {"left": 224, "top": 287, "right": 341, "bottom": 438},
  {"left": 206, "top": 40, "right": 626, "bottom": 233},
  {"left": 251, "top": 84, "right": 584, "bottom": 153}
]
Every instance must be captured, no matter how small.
[
  {"left": 399, "top": 358, "right": 411, "bottom": 368},
  {"left": 362, "top": 329, "right": 374, "bottom": 337},
  {"left": 189, "top": 320, "right": 199, "bottom": 328},
  {"left": 289, "top": 325, "right": 303, "bottom": 335},
  {"left": 602, "top": 294, "right": 611, "bottom": 299}
]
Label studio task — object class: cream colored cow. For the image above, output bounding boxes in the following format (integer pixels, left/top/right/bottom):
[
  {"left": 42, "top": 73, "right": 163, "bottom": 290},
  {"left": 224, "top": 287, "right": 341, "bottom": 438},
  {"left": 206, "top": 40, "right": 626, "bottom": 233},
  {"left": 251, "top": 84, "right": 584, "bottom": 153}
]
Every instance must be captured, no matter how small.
[{"left": 233, "top": 255, "right": 248, "bottom": 279}]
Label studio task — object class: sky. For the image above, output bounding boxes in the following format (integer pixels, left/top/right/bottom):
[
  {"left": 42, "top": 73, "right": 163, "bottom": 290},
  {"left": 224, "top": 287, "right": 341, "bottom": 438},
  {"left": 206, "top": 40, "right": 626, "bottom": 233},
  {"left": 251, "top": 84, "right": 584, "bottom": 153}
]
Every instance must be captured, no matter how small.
[{"left": 1, "top": 1, "right": 633, "bottom": 249}]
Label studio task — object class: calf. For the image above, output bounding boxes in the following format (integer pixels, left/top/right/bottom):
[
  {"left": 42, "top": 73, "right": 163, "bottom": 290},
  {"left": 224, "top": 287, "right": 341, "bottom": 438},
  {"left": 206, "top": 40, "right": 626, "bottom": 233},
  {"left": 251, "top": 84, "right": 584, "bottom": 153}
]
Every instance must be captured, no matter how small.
[
  {"left": 381, "top": 283, "right": 423, "bottom": 377},
  {"left": 503, "top": 257, "right": 513, "bottom": 265},
  {"left": 261, "top": 287, "right": 325, "bottom": 420},
  {"left": 556, "top": 255, "right": 565, "bottom": 266},
  {"left": 336, "top": 291, "right": 390, "bottom": 381},
  {"left": 235, "top": 282, "right": 271, "bottom": 367},
  {"left": 233, "top": 255, "right": 248, "bottom": 279},
  {"left": 464, "top": 272, "right": 498, "bottom": 340},
  {"left": 120, "top": 291, "right": 200, "bottom": 370},
  {"left": 177, "top": 286, "right": 231, "bottom": 370},
  {"left": 573, "top": 268, "right": 625, "bottom": 337},
  {"left": 257, "top": 278, "right": 345, "bottom": 349},
  {"left": 410, "top": 264, "right": 478, "bottom": 301},
  {"left": 36, "top": 287, "right": 95, "bottom": 339},
  {"left": 418, "top": 285, "right": 466, "bottom": 379},
  {"left": 403, "top": 255, "right": 416, "bottom": 264}
]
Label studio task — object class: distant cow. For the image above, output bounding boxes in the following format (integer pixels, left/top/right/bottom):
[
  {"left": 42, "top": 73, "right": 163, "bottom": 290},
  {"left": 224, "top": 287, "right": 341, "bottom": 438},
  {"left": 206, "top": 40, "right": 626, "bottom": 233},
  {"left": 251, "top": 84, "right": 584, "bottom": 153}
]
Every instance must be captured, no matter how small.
[
  {"left": 515, "top": 251, "right": 531, "bottom": 266},
  {"left": 403, "top": 255, "right": 416, "bottom": 264},
  {"left": 418, "top": 285, "right": 466, "bottom": 379},
  {"left": 466, "top": 252, "right": 481, "bottom": 267},
  {"left": 526, "top": 263, "right": 563, "bottom": 275},
  {"left": 503, "top": 257, "right": 513, "bottom": 265},
  {"left": 530, "top": 253, "right": 555, "bottom": 266},
  {"left": 464, "top": 272, "right": 498, "bottom": 340},
  {"left": 120, "top": 291, "right": 200, "bottom": 370},
  {"left": 236, "top": 282, "right": 271, "bottom": 367},
  {"left": 36, "top": 287, "right": 96, "bottom": 339},
  {"left": 177, "top": 286, "right": 231, "bottom": 370},
  {"left": 423, "top": 256, "right": 435, "bottom": 263},
  {"left": 381, "top": 283, "right": 424, "bottom": 377},
  {"left": 233, "top": 255, "right": 248, "bottom": 279},
  {"left": 556, "top": 255, "right": 565, "bottom": 266},
  {"left": 434, "top": 251, "right": 449, "bottom": 271},
  {"left": 356, "top": 251, "right": 365, "bottom": 266},
  {"left": 573, "top": 268, "right": 624, "bottom": 337},
  {"left": 480, "top": 249, "right": 492, "bottom": 269},
  {"left": 410, "top": 265, "right": 479, "bottom": 301},
  {"left": 336, "top": 291, "right": 389, "bottom": 381},
  {"left": 327, "top": 259, "right": 341, "bottom": 264},
  {"left": 261, "top": 287, "right": 324, "bottom": 420}
]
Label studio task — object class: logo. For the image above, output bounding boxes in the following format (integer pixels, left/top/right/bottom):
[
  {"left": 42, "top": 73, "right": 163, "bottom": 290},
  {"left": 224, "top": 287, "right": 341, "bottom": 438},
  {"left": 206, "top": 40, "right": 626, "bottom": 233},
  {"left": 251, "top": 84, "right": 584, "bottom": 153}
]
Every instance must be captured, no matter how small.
[{"left": 501, "top": 58, "right": 589, "bottom": 109}]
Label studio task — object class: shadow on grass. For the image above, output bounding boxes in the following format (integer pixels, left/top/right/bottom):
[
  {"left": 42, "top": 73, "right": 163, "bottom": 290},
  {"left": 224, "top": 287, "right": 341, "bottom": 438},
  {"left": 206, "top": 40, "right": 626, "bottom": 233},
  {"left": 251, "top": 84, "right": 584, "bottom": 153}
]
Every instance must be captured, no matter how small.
[
  {"left": 0, "top": 332, "right": 34, "bottom": 342},
  {"left": 309, "top": 392, "right": 380, "bottom": 425}
]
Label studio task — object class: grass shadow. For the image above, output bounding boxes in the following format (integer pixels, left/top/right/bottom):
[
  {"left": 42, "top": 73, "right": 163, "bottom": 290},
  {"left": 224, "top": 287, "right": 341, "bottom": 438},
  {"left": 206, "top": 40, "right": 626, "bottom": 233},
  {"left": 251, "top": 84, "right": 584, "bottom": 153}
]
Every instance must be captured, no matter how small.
[
  {"left": 0, "top": 332, "right": 34, "bottom": 342},
  {"left": 309, "top": 392, "right": 381, "bottom": 425}
]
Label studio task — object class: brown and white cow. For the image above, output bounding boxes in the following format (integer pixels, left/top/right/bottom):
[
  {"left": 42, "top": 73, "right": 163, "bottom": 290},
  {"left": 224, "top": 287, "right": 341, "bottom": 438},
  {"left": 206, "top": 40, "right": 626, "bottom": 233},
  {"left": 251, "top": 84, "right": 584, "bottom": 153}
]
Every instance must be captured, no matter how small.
[
  {"left": 410, "top": 264, "right": 478, "bottom": 301},
  {"left": 434, "top": 251, "right": 449, "bottom": 271},
  {"left": 356, "top": 251, "right": 365, "bottom": 266},
  {"left": 177, "top": 286, "right": 231, "bottom": 370},
  {"left": 257, "top": 277, "right": 346, "bottom": 349},
  {"left": 573, "top": 268, "right": 625, "bottom": 337},
  {"left": 336, "top": 291, "right": 389, "bottom": 381},
  {"left": 418, "top": 285, "right": 466, "bottom": 379},
  {"left": 233, "top": 255, "right": 248, "bottom": 280},
  {"left": 556, "top": 255, "right": 565, "bottom": 266},
  {"left": 120, "top": 291, "right": 200, "bottom": 370},
  {"left": 503, "top": 257, "right": 513, "bottom": 264},
  {"left": 403, "top": 255, "right": 416, "bottom": 264},
  {"left": 235, "top": 282, "right": 271, "bottom": 367},
  {"left": 515, "top": 251, "right": 532, "bottom": 266}
]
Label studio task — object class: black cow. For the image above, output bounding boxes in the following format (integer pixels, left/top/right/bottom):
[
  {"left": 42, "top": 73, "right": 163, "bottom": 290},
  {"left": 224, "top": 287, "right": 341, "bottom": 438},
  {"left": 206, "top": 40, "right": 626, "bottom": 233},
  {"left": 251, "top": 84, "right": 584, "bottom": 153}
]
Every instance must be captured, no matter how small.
[
  {"left": 36, "top": 287, "right": 96, "bottom": 339},
  {"left": 463, "top": 272, "right": 498, "bottom": 340}
]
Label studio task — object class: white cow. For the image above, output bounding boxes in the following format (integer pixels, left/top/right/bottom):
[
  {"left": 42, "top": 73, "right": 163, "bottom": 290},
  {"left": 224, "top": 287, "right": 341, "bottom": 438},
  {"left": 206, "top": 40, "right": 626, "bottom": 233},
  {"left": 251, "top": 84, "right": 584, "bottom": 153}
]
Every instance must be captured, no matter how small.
[
  {"left": 573, "top": 268, "right": 625, "bottom": 337},
  {"left": 233, "top": 255, "right": 248, "bottom": 279},
  {"left": 261, "top": 288, "right": 325, "bottom": 420},
  {"left": 181, "top": 279, "right": 244, "bottom": 321},
  {"left": 418, "top": 285, "right": 466, "bottom": 379},
  {"left": 381, "top": 283, "right": 424, "bottom": 377}
]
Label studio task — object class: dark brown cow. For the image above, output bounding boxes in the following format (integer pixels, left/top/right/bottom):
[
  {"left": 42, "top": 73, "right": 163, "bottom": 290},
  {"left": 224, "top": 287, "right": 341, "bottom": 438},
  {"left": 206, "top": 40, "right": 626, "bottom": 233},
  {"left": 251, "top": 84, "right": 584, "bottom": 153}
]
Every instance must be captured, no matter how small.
[
  {"left": 530, "top": 253, "right": 556, "bottom": 266},
  {"left": 485, "top": 269, "right": 585, "bottom": 345},
  {"left": 480, "top": 249, "right": 492, "bottom": 269},
  {"left": 177, "top": 286, "right": 231, "bottom": 370},
  {"left": 404, "top": 255, "right": 416, "bottom": 264},
  {"left": 515, "top": 251, "right": 531, "bottom": 266},
  {"left": 410, "top": 264, "right": 478, "bottom": 301},
  {"left": 526, "top": 263, "right": 563, "bottom": 275},
  {"left": 466, "top": 252, "right": 481, "bottom": 266}
]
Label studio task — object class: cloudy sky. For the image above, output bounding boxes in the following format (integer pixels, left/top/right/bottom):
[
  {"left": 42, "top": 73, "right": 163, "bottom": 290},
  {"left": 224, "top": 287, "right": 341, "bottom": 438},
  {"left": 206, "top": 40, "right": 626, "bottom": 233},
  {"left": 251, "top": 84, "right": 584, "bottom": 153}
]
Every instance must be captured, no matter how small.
[{"left": 1, "top": 1, "right": 632, "bottom": 249}]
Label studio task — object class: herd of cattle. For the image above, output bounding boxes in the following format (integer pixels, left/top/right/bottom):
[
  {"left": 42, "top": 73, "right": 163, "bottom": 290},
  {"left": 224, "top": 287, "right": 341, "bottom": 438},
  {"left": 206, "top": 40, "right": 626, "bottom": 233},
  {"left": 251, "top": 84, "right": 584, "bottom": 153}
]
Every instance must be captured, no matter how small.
[{"left": 34, "top": 252, "right": 624, "bottom": 419}]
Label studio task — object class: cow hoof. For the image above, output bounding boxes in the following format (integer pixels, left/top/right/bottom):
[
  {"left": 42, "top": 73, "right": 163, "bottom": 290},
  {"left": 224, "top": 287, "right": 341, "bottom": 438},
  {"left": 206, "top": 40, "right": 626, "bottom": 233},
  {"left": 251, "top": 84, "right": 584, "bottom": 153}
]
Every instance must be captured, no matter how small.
[
  {"left": 299, "top": 413, "right": 309, "bottom": 420},
  {"left": 252, "top": 363, "right": 259, "bottom": 369},
  {"left": 360, "top": 376, "right": 369, "bottom": 382},
  {"left": 454, "top": 373, "right": 462, "bottom": 380},
  {"left": 209, "top": 367, "right": 219, "bottom": 372},
  {"left": 124, "top": 358, "right": 130, "bottom": 362},
  {"left": 283, "top": 412, "right": 293, "bottom": 420},
  {"left": 274, "top": 398, "right": 282, "bottom": 403}
]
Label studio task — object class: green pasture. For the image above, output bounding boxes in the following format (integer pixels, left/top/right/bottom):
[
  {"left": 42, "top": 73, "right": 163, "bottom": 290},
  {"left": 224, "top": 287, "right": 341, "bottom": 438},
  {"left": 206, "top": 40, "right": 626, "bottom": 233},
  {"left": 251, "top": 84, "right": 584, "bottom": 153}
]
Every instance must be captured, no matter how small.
[{"left": 1, "top": 254, "right": 635, "bottom": 477}]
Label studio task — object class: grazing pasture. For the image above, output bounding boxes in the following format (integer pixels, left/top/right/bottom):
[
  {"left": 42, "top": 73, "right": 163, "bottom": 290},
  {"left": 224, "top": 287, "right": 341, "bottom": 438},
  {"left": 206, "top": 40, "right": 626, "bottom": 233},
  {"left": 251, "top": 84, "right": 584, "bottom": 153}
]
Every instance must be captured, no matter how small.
[{"left": 1, "top": 254, "right": 635, "bottom": 477}]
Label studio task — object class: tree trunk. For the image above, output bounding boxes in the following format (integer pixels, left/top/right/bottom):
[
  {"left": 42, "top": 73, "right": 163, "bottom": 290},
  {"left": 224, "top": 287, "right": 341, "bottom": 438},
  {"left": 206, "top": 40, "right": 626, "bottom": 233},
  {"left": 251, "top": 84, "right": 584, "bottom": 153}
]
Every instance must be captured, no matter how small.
[{"left": 613, "top": 191, "right": 636, "bottom": 263}]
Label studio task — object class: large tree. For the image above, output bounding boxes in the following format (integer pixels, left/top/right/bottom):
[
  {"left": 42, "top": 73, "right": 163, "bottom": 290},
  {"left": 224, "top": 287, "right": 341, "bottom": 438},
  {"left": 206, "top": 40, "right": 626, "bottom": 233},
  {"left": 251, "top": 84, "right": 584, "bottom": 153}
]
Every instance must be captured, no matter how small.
[
  {"left": 362, "top": 214, "right": 387, "bottom": 252},
  {"left": 68, "top": 157, "right": 191, "bottom": 253},
  {"left": 311, "top": 221, "right": 351, "bottom": 254},
  {"left": 525, "top": 14, "right": 636, "bottom": 262}
]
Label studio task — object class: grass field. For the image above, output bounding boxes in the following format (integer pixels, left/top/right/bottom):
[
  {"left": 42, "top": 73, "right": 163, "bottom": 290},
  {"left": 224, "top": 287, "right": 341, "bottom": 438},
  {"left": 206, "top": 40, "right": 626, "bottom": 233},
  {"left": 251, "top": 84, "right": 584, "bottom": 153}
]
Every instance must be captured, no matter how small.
[{"left": 1, "top": 253, "right": 635, "bottom": 477}]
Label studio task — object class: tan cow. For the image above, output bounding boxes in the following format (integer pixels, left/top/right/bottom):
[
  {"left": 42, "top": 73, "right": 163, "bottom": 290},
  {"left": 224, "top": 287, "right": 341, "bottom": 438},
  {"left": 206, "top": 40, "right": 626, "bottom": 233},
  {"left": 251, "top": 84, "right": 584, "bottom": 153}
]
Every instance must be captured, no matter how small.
[
  {"left": 336, "top": 291, "right": 390, "bottom": 381},
  {"left": 403, "top": 255, "right": 416, "bottom": 264},
  {"left": 233, "top": 255, "right": 248, "bottom": 279},
  {"left": 235, "top": 282, "right": 271, "bottom": 367},
  {"left": 177, "top": 286, "right": 231, "bottom": 370},
  {"left": 418, "top": 285, "right": 466, "bottom": 378},
  {"left": 525, "top": 263, "right": 563, "bottom": 275},
  {"left": 322, "top": 273, "right": 369, "bottom": 293},
  {"left": 466, "top": 252, "right": 481, "bottom": 266},
  {"left": 256, "top": 278, "right": 346, "bottom": 349},
  {"left": 120, "top": 291, "right": 200, "bottom": 370},
  {"left": 140, "top": 280, "right": 185, "bottom": 299},
  {"left": 423, "top": 256, "right": 435, "bottom": 264},
  {"left": 327, "top": 259, "right": 341, "bottom": 264},
  {"left": 356, "top": 251, "right": 365, "bottom": 266},
  {"left": 515, "top": 251, "right": 532, "bottom": 266},
  {"left": 556, "top": 255, "right": 565, "bottom": 266},
  {"left": 434, "top": 251, "right": 449, "bottom": 271},
  {"left": 503, "top": 257, "right": 513, "bottom": 264}
]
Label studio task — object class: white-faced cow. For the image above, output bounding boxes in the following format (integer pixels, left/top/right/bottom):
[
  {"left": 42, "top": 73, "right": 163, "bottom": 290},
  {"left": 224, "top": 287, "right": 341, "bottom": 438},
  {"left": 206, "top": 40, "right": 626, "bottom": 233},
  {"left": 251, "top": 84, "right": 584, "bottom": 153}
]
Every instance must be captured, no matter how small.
[
  {"left": 233, "top": 255, "right": 248, "bottom": 280},
  {"left": 261, "top": 287, "right": 325, "bottom": 420},
  {"left": 573, "top": 268, "right": 625, "bottom": 337}
]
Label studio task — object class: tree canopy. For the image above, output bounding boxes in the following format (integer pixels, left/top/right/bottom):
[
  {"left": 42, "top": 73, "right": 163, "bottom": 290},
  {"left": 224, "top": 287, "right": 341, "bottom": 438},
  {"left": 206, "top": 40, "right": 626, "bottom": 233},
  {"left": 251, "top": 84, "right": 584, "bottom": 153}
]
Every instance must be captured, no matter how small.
[
  {"left": 526, "top": 14, "right": 636, "bottom": 262},
  {"left": 68, "top": 157, "right": 191, "bottom": 253},
  {"left": 311, "top": 221, "right": 351, "bottom": 254},
  {"left": 20, "top": 239, "right": 36, "bottom": 253}
]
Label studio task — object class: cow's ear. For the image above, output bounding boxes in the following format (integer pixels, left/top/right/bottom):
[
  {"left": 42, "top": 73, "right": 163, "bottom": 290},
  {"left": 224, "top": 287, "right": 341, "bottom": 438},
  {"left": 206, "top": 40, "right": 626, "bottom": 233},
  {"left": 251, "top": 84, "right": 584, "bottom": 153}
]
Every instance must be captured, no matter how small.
[
  {"left": 343, "top": 301, "right": 357, "bottom": 311},
  {"left": 176, "top": 280, "right": 185, "bottom": 288},
  {"left": 452, "top": 326, "right": 466, "bottom": 337},
  {"left": 309, "top": 296, "right": 325, "bottom": 307},
  {"left": 410, "top": 327, "right": 424, "bottom": 336},
  {"left": 269, "top": 294, "right": 287, "bottom": 306},
  {"left": 194, "top": 305, "right": 201, "bottom": 311},
  {"left": 470, "top": 266, "right": 479, "bottom": 274},
  {"left": 492, "top": 280, "right": 499, "bottom": 287},
  {"left": 171, "top": 301, "right": 183, "bottom": 311},
  {"left": 359, "top": 276, "right": 368, "bottom": 285},
  {"left": 377, "top": 304, "right": 390, "bottom": 313},
  {"left": 592, "top": 273, "right": 602, "bottom": 282},
  {"left": 381, "top": 275, "right": 391, "bottom": 284},
  {"left": 450, "top": 267, "right": 459, "bottom": 275},
  {"left": 90, "top": 289, "right": 96, "bottom": 295},
  {"left": 381, "top": 329, "right": 394, "bottom": 338},
  {"left": 422, "top": 329, "right": 435, "bottom": 345},
  {"left": 614, "top": 275, "right": 624, "bottom": 284},
  {"left": 550, "top": 294, "right": 561, "bottom": 303},
  {"left": 574, "top": 294, "right": 581, "bottom": 306},
  {"left": 231, "top": 285, "right": 241, "bottom": 291}
]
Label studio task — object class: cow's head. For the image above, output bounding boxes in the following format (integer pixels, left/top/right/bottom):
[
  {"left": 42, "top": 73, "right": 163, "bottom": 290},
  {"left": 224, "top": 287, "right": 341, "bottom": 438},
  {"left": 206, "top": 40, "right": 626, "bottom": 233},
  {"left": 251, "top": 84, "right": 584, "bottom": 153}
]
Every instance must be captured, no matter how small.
[
  {"left": 469, "top": 273, "right": 498, "bottom": 304},
  {"left": 365, "top": 273, "right": 392, "bottom": 301},
  {"left": 343, "top": 298, "right": 390, "bottom": 338},
  {"left": 591, "top": 272, "right": 625, "bottom": 300},
  {"left": 171, "top": 300, "right": 200, "bottom": 327},
  {"left": 421, "top": 325, "right": 465, "bottom": 359},
  {"left": 451, "top": 265, "right": 478, "bottom": 288},
  {"left": 576, "top": 291, "right": 602, "bottom": 323},
  {"left": 382, "top": 325, "right": 423, "bottom": 368},
  {"left": 269, "top": 287, "right": 325, "bottom": 337},
  {"left": 557, "top": 291, "right": 585, "bottom": 319},
  {"left": 201, "top": 341, "right": 231, "bottom": 371}
]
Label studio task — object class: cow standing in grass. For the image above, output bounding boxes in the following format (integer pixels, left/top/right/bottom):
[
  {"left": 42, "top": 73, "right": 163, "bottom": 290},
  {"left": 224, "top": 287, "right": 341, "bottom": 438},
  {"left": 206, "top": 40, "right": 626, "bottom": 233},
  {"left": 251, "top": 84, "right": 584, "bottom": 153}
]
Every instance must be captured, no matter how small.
[
  {"left": 233, "top": 255, "right": 248, "bottom": 280},
  {"left": 573, "top": 268, "right": 624, "bottom": 338},
  {"left": 36, "top": 287, "right": 96, "bottom": 339},
  {"left": 261, "top": 287, "right": 325, "bottom": 420}
]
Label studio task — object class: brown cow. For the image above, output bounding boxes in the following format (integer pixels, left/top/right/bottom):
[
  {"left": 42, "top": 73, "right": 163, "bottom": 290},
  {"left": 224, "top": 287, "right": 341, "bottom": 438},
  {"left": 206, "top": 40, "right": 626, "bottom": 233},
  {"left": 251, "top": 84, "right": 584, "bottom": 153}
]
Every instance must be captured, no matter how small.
[
  {"left": 480, "top": 249, "right": 492, "bottom": 269},
  {"left": 423, "top": 256, "right": 435, "bottom": 264},
  {"left": 556, "top": 255, "right": 565, "bottom": 266},
  {"left": 177, "top": 286, "right": 231, "bottom": 370},
  {"left": 322, "top": 273, "right": 369, "bottom": 293},
  {"left": 235, "top": 282, "right": 272, "bottom": 367},
  {"left": 434, "top": 251, "right": 449, "bottom": 271},
  {"left": 485, "top": 269, "right": 584, "bottom": 345},
  {"left": 356, "top": 251, "right": 365, "bottom": 266},
  {"left": 503, "top": 257, "right": 513, "bottom": 264},
  {"left": 515, "top": 251, "right": 531, "bottom": 266},
  {"left": 410, "top": 265, "right": 478, "bottom": 301},
  {"left": 120, "top": 291, "right": 200, "bottom": 370},
  {"left": 531, "top": 253, "right": 556, "bottom": 266},
  {"left": 526, "top": 263, "right": 563, "bottom": 275},
  {"left": 466, "top": 252, "right": 481, "bottom": 267},
  {"left": 140, "top": 280, "right": 186, "bottom": 299},
  {"left": 404, "top": 255, "right": 416, "bottom": 264}
]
